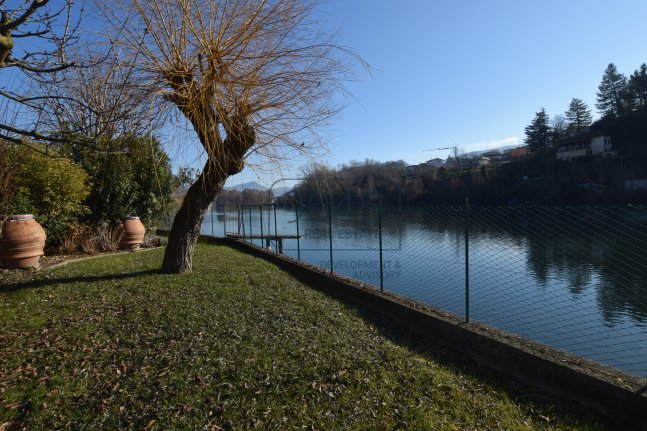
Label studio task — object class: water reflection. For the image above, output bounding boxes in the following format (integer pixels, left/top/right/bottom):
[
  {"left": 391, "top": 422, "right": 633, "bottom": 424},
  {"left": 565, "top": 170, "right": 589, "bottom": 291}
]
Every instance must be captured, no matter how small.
[
  {"left": 516, "top": 210, "right": 647, "bottom": 324},
  {"left": 208, "top": 204, "right": 647, "bottom": 375},
  {"left": 387, "top": 205, "right": 647, "bottom": 326}
]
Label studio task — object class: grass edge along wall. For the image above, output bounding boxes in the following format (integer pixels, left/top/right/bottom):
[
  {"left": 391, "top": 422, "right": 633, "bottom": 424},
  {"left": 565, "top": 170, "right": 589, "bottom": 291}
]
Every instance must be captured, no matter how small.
[{"left": 202, "top": 235, "right": 647, "bottom": 429}]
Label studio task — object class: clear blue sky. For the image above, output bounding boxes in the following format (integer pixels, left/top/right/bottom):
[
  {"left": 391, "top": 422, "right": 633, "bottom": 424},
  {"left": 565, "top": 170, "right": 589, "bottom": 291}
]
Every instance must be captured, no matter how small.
[{"left": 217, "top": 1, "right": 647, "bottom": 188}]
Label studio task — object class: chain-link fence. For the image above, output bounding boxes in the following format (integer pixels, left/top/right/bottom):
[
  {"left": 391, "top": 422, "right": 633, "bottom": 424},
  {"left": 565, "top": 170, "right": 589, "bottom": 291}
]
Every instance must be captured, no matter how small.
[{"left": 218, "top": 203, "right": 647, "bottom": 379}]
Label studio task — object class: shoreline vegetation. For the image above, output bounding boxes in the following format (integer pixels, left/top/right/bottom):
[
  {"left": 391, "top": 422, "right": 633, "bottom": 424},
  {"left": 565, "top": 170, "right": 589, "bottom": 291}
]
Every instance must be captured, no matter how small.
[
  {"left": 0, "top": 244, "right": 617, "bottom": 429},
  {"left": 265, "top": 111, "right": 647, "bottom": 209}
]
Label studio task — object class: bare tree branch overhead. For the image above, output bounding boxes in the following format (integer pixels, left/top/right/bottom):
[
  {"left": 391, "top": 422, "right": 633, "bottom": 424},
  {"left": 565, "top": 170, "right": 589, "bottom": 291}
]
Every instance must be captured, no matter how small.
[
  {"left": 1, "top": 1, "right": 159, "bottom": 154},
  {"left": 0, "top": 0, "right": 79, "bottom": 73},
  {"left": 43, "top": 53, "right": 166, "bottom": 143},
  {"left": 0, "top": 0, "right": 83, "bottom": 146},
  {"left": 96, "top": 0, "right": 365, "bottom": 273}
]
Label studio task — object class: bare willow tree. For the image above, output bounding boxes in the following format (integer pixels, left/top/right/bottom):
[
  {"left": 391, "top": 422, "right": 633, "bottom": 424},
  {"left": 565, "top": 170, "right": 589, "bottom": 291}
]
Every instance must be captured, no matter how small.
[{"left": 98, "top": 0, "right": 361, "bottom": 273}]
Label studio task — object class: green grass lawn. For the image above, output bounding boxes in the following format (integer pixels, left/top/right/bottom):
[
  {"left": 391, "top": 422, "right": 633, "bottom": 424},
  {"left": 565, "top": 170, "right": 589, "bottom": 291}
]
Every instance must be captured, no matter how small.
[{"left": 0, "top": 244, "right": 617, "bottom": 430}]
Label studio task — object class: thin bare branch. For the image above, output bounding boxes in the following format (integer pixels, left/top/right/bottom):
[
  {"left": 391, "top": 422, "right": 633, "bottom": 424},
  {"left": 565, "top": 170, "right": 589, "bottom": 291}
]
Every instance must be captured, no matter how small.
[
  {"left": 0, "top": 0, "right": 50, "bottom": 32},
  {"left": 1, "top": 0, "right": 91, "bottom": 149}
]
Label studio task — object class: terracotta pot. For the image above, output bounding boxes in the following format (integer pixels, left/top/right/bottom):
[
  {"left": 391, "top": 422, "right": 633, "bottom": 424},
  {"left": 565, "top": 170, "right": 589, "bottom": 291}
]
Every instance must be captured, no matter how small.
[
  {"left": 119, "top": 216, "right": 145, "bottom": 251},
  {"left": 0, "top": 214, "right": 47, "bottom": 269}
]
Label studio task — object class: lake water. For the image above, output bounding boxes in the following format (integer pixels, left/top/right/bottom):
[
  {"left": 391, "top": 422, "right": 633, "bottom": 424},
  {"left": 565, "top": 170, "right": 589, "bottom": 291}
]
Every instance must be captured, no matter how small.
[{"left": 202, "top": 205, "right": 647, "bottom": 378}]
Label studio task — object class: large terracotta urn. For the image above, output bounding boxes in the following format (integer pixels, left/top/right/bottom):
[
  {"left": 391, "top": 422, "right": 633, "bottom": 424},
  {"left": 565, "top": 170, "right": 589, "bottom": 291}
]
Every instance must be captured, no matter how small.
[
  {"left": 0, "top": 214, "right": 47, "bottom": 269},
  {"left": 119, "top": 216, "right": 145, "bottom": 251}
]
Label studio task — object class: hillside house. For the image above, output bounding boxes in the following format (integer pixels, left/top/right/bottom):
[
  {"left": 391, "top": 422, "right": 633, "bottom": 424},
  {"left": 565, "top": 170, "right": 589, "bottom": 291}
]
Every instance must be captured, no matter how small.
[
  {"left": 556, "top": 135, "right": 615, "bottom": 161},
  {"left": 505, "top": 147, "right": 530, "bottom": 159},
  {"left": 425, "top": 158, "right": 445, "bottom": 168}
]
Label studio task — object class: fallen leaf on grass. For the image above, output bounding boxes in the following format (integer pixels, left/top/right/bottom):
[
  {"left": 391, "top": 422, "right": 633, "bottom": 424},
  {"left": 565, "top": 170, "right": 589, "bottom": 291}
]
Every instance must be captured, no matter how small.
[{"left": 5, "top": 403, "right": 21, "bottom": 411}]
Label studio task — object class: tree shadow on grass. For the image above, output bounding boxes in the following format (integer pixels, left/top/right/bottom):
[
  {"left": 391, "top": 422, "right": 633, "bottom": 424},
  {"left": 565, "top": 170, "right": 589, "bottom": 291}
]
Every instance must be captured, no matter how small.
[
  {"left": 269, "top": 262, "right": 625, "bottom": 429},
  {"left": 342, "top": 302, "right": 623, "bottom": 429},
  {"left": 0, "top": 269, "right": 160, "bottom": 293}
]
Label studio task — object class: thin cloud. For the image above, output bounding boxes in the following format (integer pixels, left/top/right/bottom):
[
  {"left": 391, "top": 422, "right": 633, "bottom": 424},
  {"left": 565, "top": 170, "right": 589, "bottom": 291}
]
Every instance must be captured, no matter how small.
[{"left": 464, "top": 136, "right": 519, "bottom": 153}]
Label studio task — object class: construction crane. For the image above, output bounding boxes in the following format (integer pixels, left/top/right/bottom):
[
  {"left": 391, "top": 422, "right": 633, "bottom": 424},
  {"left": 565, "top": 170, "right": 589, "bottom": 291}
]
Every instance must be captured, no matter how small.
[{"left": 423, "top": 146, "right": 456, "bottom": 152}]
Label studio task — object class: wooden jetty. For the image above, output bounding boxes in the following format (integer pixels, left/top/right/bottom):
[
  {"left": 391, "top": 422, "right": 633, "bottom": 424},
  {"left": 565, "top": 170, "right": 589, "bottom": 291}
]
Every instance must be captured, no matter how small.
[{"left": 225, "top": 233, "right": 302, "bottom": 254}]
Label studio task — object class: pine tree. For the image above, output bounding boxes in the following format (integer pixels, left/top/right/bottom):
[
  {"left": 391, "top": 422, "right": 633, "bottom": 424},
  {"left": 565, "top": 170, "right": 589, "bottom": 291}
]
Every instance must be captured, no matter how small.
[
  {"left": 629, "top": 63, "right": 647, "bottom": 112},
  {"left": 596, "top": 63, "right": 628, "bottom": 117},
  {"left": 524, "top": 108, "right": 551, "bottom": 152},
  {"left": 565, "top": 98, "right": 593, "bottom": 134}
]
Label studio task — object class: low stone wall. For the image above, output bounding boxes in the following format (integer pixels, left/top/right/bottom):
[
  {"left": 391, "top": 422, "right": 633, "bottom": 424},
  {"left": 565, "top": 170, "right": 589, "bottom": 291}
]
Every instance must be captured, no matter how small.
[{"left": 162, "top": 232, "right": 647, "bottom": 428}]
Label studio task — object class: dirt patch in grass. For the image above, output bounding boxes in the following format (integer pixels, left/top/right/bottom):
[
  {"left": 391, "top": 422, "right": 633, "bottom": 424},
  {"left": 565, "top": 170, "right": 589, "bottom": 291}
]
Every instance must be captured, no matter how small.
[{"left": 0, "top": 244, "right": 619, "bottom": 430}]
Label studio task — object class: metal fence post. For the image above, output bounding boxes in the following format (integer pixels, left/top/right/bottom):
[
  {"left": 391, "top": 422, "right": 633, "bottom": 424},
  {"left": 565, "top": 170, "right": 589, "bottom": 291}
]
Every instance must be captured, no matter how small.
[
  {"left": 259, "top": 204, "right": 264, "bottom": 248},
  {"left": 328, "top": 204, "right": 333, "bottom": 273},
  {"left": 249, "top": 206, "right": 253, "bottom": 245},
  {"left": 237, "top": 206, "right": 241, "bottom": 237},
  {"left": 378, "top": 203, "right": 384, "bottom": 293},
  {"left": 295, "top": 204, "right": 301, "bottom": 261},
  {"left": 267, "top": 204, "right": 272, "bottom": 248},
  {"left": 465, "top": 197, "right": 470, "bottom": 323},
  {"left": 274, "top": 204, "right": 278, "bottom": 237},
  {"left": 223, "top": 205, "right": 227, "bottom": 237},
  {"left": 211, "top": 204, "right": 215, "bottom": 237}
]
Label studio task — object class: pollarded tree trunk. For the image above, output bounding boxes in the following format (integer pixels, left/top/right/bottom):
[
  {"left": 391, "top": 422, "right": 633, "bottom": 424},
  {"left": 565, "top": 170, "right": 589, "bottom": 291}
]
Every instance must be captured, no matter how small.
[
  {"left": 161, "top": 97, "right": 255, "bottom": 273},
  {"left": 161, "top": 163, "right": 226, "bottom": 273}
]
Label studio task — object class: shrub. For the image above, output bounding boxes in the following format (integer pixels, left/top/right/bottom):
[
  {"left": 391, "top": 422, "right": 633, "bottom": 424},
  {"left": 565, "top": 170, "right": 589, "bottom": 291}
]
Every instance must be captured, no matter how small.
[
  {"left": 141, "top": 235, "right": 166, "bottom": 248},
  {"left": 94, "top": 221, "right": 122, "bottom": 252},
  {"left": 59, "top": 223, "right": 97, "bottom": 255},
  {"left": 58, "top": 221, "right": 127, "bottom": 255},
  {"left": 10, "top": 144, "right": 90, "bottom": 246},
  {"left": 70, "top": 135, "right": 176, "bottom": 229}
]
